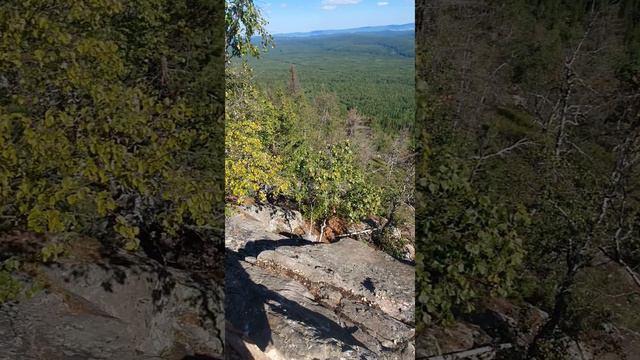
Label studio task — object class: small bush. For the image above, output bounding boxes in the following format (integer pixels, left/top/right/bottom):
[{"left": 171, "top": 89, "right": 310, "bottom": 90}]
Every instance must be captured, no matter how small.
[
  {"left": 416, "top": 152, "right": 527, "bottom": 326},
  {"left": 0, "top": 257, "right": 44, "bottom": 304},
  {"left": 287, "top": 141, "right": 381, "bottom": 224}
]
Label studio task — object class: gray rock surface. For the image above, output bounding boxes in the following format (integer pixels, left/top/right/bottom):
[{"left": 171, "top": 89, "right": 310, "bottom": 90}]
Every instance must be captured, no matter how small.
[
  {"left": 225, "top": 205, "right": 415, "bottom": 359},
  {"left": 415, "top": 299, "right": 601, "bottom": 360},
  {"left": 416, "top": 322, "right": 493, "bottom": 359},
  {"left": 257, "top": 238, "right": 414, "bottom": 325},
  {"left": 235, "top": 204, "right": 307, "bottom": 236},
  {"left": 0, "top": 251, "right": 223, "bottom": 360}
]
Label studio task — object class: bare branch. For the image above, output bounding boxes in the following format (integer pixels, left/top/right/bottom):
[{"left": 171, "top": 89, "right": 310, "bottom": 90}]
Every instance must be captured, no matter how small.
[{"left": 471, "top": 137, "right": 534, "bottom": 161}]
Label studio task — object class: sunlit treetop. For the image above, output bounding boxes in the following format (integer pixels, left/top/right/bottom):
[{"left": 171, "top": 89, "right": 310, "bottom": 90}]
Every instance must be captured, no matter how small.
[{"left": 225, "top": 0, "right": 273, "bottom": 60}]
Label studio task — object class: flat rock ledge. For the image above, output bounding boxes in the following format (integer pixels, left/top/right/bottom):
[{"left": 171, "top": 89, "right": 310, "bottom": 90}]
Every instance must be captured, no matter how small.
[{"left": 225, "top": 205, "right": 415, "bottom": 359}]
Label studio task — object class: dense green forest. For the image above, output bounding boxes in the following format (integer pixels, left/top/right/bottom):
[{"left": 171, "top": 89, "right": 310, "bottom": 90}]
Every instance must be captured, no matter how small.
[
  {"left": 246, "top": 31, "right": 415, "bottom": 131},
  {"left": 417, "top": 0, "right": 640, "bottom": 358}
]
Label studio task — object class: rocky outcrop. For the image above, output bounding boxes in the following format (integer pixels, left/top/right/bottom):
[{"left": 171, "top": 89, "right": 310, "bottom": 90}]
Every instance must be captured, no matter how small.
[
  {"left": 0, "top": 238, "right": 224, "bottom": 360},
  {"left": 416, "top": 302, "right": 543, "bottom": 360},
  {"left": 415, "top": 297, "right": 640, "bottom": 360},
  {"left": 231, "top": 204, "right": 307, "bottom": 238},
  {"left": 225, "top": 204, "right": 415, "bottom": 359},
  {"left": 416, "top": 299, "right": 590, "bottom": 360}
]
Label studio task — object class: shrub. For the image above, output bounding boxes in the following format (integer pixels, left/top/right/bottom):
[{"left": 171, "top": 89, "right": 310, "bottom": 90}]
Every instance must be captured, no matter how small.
[
  {"left": 0, "top": 0, "right": 223, "bottom": 250},
  {"left": 416, "top": 152, "right": 527, "bottom": 325},
  {"left": 287, "top": 141, "right": 381, "bottom": 224},
  {"left": 225, "top": 66, "right": 289, "bottom": 201},
  {"left": 0, "top": 257, "right": 43, "bottom": 303}
]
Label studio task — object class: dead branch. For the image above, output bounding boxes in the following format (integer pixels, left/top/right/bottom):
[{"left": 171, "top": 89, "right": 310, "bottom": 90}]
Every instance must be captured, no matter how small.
[
  {"left": 335, "top": 227, "right": 381, "bottom": 239},
  {"left": 318, "top": 218, "right": 327, "bottom": 243},
  {"left": 471, "top": 137, "right": 534, "bottom": 161}
]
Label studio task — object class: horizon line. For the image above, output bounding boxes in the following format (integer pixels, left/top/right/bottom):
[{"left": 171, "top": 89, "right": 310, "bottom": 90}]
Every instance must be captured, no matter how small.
[{"left": 268, "top": 22, "right": 415, "bottom": 36}]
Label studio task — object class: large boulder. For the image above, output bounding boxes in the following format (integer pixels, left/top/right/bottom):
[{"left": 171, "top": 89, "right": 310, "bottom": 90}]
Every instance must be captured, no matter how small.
[
  {"left": 416, "top": 322, "right": 493, "bottom": 358},
  {"left": 234, "top": 204, "right": 306, "bottom": 237},
  {"left": 0, "top": 243, "right": 223, "bottom": 360}
]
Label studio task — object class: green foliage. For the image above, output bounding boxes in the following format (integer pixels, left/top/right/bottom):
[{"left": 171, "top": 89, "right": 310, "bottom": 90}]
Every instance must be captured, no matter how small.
[
  {"left": 0, "top": 1, "right": 223, "bottom": 250},
  {"left": 0, "top": 258, "right": 22, "bottom": 303},
  {"left": 225, "top": 68, "right": 383, "bottom": 224},
  {"left": 375, "top": 228, "right": 411, "bottom": 260},
  {"left": 225, "top": 0, "right": 272, "bottom": 59},
  {"left": 0, "top": 271, "right": 22, "bottom": 303},
  {"left": 287, "top": 142, "right": 381, "bottom": 223},
  {"left": 40, "top": 242, "right": 66, "bottom": 263},
  {"left": 416, "top": 153, "right": 527, "bottom": 325},
  {"left": 0, "top": 257, "right": 44, "bottom": 304},
  {"left": 225, "top": 66, "right": 289, "bottom": 201}
]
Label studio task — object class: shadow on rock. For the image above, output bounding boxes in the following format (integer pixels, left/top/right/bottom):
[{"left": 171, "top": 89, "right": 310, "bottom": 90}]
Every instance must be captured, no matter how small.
[{"left": 225, "top": 236, "right": 368, "bottom": 354}]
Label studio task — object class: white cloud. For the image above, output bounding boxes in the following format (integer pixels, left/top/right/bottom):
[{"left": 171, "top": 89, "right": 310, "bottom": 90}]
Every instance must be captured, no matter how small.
[
  {"left": 377, "top": 1, "right": 389, "bottom": 5},
  {"left": 320, "top": 0, "right": 360, "bottom": 10},
  {"left": 280, "top": 2, "right": 288, "bottom": 7},
  {"left": 322, "top": 0, "right": 361, "bottom": 4}
]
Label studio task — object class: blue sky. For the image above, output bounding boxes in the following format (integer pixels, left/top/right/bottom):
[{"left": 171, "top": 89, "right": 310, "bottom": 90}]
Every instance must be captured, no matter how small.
[{"left": 255, "top": 0, "right": 414, "bottom": 34}]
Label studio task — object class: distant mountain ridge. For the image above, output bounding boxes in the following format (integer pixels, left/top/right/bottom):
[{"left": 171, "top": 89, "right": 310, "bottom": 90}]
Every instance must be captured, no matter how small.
[{"left": 273, "top": 23, "right": 415, "bottom": 38}]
